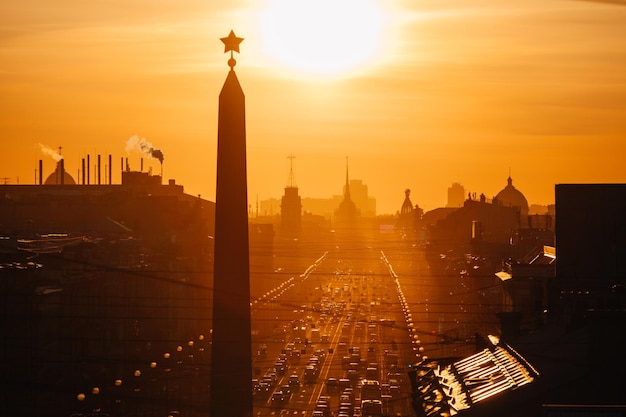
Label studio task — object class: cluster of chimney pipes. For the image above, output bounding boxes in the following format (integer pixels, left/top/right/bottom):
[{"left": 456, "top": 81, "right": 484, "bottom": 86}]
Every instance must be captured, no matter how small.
[{"left": 38, "top": 155, "right": 159, "bottom": 185}]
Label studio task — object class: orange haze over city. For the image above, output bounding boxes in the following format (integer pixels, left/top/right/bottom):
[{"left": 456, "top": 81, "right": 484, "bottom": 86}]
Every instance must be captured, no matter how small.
[{"left": 1, "top": 0, "right": 625, "bottom": 214}]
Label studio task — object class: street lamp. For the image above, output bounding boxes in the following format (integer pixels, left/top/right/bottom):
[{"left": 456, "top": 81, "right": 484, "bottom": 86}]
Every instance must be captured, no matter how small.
[
  {"left": 90, "top": 387, "right": 101, "bottom": 415},
  {"left": 75, "top": 392, "right": 86, "bottom": 417},
  {"left": 134, "top": 369, "right": 142, "bottom": 416},
  {"left": 163, "top": 353, "right": 172, "bottom": 411},
  {"left": 113, "top": 379, "right": 123, "bottom": 416},
  {"left": 150, "top": 362, "right": 157, "bottom": 417}
]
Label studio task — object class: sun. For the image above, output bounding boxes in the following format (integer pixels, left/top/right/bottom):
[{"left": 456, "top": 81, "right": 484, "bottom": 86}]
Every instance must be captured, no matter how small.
[{"left": 260, "top": 0, "right": 386, "bottom": 77}]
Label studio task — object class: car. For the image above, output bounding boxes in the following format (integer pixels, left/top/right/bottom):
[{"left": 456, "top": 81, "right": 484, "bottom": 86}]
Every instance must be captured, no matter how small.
[
  {"left": 280, "top": 384, "right": 292, "bottom": 397},
  {"left": 326, "top": 377, "right": 339, "bottom": 392},
  {"left": 341, "top": 387, "right": 355, "bottom": 402},
  {"left": 346, "top": 369, "right": 360, "bottom": 384},
  {"left": 265, "top": 370, "right": 278, "bottom": 383},
  {"left": 314, "top": 349, "right": 326, "bottom": 359},
  {"left": 270, "top": 391, "right": 287, "bottom": 408},
  {"left": 361, "top": 399, "right": 383, "bottom": 416},
  {"left": 257, "top": 381, "right": 271, "bottom": 397},
  {"left": 288, "top": 349, "right": 301, "bottom": 363},
  {"left": 288, "top": 374, "right": 301, "bottom": 389},
  {"left": 314, "top": 403, "right": 330, "bottom": 417},
  {"left": 318, "top": 395, "right": 331, "bottom": 405},
  {"left": 339, "top": 394, "right": 353, "bottom": 405},
  {"left": 274, "top": 360, "right": 288, "bottom": 375}
]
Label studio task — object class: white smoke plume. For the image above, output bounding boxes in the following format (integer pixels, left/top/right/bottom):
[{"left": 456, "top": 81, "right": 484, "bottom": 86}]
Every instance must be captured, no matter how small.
[
  {"left": 38, "top": 143, "right": 63, "bottom": 161},
  {"left": 125, "top": 135, "right": 164, "bottom": 164}
]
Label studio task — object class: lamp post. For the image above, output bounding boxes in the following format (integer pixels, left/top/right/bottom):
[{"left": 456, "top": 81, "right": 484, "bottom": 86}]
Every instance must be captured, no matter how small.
[
  {"left": 113, "top": 379, "right": 123, "bottom": 416},
  {"left": 175, "top": 345, "right": 183, "bottom": 412},
  {"left": 90, "top": 387, "right": 101, "bottom": 416},
  {"left": 76, "top": 392, "right": 86, "bottom": 417},
  {"left": 187, "top": 340, "right": 195, "bottom": 415},
  {"left": 150, "top": 362, "right": 157, "bottom": 417},
  {"left": 133, "top": 369, "right": 142, "bottom": 416}
]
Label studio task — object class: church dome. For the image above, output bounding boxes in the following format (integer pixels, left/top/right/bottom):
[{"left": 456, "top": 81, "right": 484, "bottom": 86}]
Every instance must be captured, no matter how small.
[
  {"left": 44, "top": 161, "right": 76, "bottom": 185},
  {"left": 495, "top": 176, "right": 528, "bottom": 213}
]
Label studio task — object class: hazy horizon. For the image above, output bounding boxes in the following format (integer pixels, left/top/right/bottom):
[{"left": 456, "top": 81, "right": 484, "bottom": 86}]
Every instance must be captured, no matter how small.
[{"left": 1, "top": 0, "right": 625, "bottom": 214}]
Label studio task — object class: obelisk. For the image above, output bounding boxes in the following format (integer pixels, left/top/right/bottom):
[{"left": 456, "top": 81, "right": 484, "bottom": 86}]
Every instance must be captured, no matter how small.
[{"left": 209, "top": 30, "right": 252, "bottom": 417}]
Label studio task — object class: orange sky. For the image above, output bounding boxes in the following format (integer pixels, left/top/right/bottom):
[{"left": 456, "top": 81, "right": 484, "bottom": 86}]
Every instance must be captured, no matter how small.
[{"left": 1, "top": 0, "right": 625, "bottom": 214}]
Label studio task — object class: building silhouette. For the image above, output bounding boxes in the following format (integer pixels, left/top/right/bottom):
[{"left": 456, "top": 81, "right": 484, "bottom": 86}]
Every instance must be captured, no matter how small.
[
  {"left": 494, "top": 176, "right": 529, "bottom": 225},
  {"left": 0, "top": 166, "right": 215, "bottom": 417},
  {"left": 280, "top": 154, "right": 302, "bottom": 237},
  {"left": 446, "top": 182, "right": 465, "bottom": 208},
  {"left": 343, "top": 178, "right": 376, "bottom": 217},
  {"left": 334, "top": 158, "right": 360, "bottom": 227}
]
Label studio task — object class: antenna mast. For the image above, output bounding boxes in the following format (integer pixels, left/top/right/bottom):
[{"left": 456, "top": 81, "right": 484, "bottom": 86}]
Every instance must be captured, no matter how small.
[{"left": 287, "top": 154, "right": 297, "bottom": 188}]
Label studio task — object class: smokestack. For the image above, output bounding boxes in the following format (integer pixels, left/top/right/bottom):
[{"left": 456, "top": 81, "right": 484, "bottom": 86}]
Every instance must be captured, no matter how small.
[
  {"left": 141, "top": 157, "right": 143, "bottom": 172},
  {"left": 60, "top": 159, "right": 65, "bottom": 185},
  {"left": 87, "top": 155, "right": 90, "bottom": 185},
  {"left": 82, "top": 158, "right": 85, "bottom": 185},
  {"left": 120, "top": 157, "right": 124, "bottom": 175},
  {"left": 97, "top": 154, "right": 101, "bottom": 185},
  {"left": 109, "top": 154, "right": 112, "bottom": 184},
  {"left": 39, "top": 160, "right": 42, "bottom": 185}
]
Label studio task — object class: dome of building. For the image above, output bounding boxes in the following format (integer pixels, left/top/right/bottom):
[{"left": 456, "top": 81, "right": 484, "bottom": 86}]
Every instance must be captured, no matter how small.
[
  {"left": 495, "top": 176, "right": 528, "bottom": 214},
  {"left": 44, "top": 161, "right": 76, "bottom": 185}
]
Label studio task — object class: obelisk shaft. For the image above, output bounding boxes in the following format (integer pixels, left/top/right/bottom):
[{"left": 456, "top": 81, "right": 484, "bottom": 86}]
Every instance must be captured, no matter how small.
[{"left": 209, "top": 68, "right": 252, "bottom": 417}]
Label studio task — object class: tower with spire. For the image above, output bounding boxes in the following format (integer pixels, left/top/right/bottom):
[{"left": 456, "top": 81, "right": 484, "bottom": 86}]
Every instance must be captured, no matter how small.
[
  {"left": 334, "top": 157, "right": 359, "bottom": 226},
  {"left": 280, "top": 154, "right": 302, "bottom": 236},
  {"left": 209, "top": 30, "right": 253, "bottom": 417}
]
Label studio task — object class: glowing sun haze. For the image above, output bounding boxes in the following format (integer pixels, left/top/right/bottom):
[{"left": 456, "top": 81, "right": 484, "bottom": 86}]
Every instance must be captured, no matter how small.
[
  {"left": 260, "top": 0, "right": 387, "bottom": 76},
  {"left": 0, "top": 0, "right": 625, "bottom": 214}
]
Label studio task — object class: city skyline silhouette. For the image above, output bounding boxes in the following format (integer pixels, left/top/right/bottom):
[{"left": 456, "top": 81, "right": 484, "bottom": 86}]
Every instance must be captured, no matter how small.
[
  {"left": 1, "top": 2, "right": 625, "bottom": 416},
  {"left": 1, "top": 1, "right": 626, "bottom": 214}
]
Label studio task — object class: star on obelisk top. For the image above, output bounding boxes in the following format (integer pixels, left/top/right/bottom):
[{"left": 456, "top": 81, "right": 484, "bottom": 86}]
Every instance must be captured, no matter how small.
[{"left": 221, "top": 30, "right": 244, "bottom": 69}]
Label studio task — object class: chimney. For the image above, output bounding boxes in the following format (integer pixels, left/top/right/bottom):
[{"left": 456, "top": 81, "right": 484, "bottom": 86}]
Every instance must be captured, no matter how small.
[
  {"left": 108, "top": 154, "right": 112, "bottom": 184},
  {"left": 82, "top": 158, "right": 85, "bottom": 185},
  {"left": 87, "top": 154, "right": 90, "bottom": 185},
  {"left": 39, "top": 160, "right": 43, "bottom": 185},
  {"left": 141, "top": 157, "right": 143, "bottom": 172},
  {"left": 97, "top": 154, "right": 101, "bottom": 185},
  {"left": 59, "top": 159, "right": 65, "bottom": 185}
]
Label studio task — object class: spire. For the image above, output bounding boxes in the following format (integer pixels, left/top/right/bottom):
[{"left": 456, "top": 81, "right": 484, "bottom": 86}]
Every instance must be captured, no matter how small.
[
  {"left": 286, "top": 154, "right": 297, "bottom": 188},
  {"left": 211, "top": 30, "right": 252, "bottom": 417},
  {"left": 401, "top": 188, "right": 413, "bottom": 215}
]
